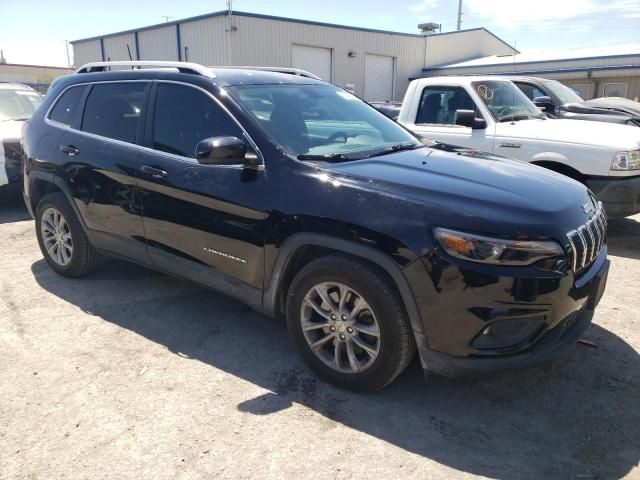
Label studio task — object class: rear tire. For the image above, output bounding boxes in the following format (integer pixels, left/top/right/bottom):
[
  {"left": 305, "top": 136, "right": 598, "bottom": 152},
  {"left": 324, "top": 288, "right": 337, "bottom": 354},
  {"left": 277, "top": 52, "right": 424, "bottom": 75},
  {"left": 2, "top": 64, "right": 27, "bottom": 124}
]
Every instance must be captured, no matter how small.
[
  {"left": 35, "top": 192, "right": 100, "bottom": 278},
  {"left": 286, "top": 254, "right": 416, "bottom": 392}
]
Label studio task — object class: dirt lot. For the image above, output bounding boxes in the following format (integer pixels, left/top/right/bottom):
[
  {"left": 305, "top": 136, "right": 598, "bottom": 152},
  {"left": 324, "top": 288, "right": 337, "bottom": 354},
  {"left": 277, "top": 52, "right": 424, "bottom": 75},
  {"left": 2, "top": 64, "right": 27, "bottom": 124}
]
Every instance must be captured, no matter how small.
[{"left": 0, "top": 185, "right": 638, "bottom": 480}]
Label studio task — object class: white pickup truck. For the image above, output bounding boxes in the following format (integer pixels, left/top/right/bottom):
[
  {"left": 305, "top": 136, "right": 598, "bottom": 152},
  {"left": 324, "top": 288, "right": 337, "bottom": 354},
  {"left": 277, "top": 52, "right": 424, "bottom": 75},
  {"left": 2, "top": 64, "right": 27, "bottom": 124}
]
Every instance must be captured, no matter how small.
[
  {"left": 396, "top": 76, "right": 640, "bottom": 217},
  {"left": 0, "top": 83, "right": 43, "bottom": 188}
]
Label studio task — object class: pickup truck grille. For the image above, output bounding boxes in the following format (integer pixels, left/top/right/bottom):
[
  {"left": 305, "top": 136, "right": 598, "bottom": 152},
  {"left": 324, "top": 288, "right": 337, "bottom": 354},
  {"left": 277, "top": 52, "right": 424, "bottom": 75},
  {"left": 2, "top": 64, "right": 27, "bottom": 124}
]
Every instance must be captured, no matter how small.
[{"left": 567, "top": 202, "right": 607, "bottom": 273}]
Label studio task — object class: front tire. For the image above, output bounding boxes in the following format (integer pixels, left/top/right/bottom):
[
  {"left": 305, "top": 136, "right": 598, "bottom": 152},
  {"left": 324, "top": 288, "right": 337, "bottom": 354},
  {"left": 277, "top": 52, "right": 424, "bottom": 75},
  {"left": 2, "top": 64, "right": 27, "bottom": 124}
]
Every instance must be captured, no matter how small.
[
  {"left": 286, "top": 254, "right": 416, "bottom": 392},
  {"left": 35, "top": 192, "right": 100, "bottom": 278}
]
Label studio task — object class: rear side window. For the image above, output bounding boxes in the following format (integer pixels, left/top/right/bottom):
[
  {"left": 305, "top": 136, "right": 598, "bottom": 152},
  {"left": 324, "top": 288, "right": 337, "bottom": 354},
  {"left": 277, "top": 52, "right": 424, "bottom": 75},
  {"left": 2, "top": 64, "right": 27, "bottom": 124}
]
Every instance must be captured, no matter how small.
[
  {"left": 49, "top": 86, "right": 85, "bottom": 126},
  {"left": 81, "top": 83, "right": 147, "bottom": 143},
  {"left": 152, "top": 83, "right": 242, "bottom": 158}
]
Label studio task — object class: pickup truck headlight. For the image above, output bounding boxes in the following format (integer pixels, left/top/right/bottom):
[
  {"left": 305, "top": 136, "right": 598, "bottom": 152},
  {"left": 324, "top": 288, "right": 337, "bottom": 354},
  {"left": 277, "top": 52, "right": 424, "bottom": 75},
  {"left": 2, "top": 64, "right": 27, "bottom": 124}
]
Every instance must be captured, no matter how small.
[
  {"left": 434, "top": 228, "right": 564, "bottom": 266},
  {"left": 611, "top": 149, "right": 640, "bottom": 171}
]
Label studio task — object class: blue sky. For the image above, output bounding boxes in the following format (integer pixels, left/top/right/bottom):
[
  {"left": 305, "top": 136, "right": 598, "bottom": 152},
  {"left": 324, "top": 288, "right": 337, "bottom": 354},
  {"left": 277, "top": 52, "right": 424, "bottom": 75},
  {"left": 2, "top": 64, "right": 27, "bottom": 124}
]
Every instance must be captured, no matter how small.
[{"left": 1, "top": 0, "right": 639, "bottom": 67}]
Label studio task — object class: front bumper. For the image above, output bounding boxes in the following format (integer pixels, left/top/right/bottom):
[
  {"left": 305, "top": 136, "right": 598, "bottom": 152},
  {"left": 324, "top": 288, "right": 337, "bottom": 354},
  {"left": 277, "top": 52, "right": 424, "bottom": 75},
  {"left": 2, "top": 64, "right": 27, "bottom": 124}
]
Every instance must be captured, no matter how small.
[
  {"left": 405, "top": 246, "right": 609, "bottom": 378},
  {"left": 586, "top": 175, "right": 640, "bottom": 217}
]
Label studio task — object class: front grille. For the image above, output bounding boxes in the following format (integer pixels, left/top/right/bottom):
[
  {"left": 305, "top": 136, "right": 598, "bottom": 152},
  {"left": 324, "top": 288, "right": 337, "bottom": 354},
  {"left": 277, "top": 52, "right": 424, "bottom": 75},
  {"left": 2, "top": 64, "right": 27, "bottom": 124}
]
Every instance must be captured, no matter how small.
[
  {"left": 535, "top": 307, "right": 586, "bottom": 348},
  {"left": 558, "top": 307, "right": 584, "bottom": 337},
  {"left": 567, "top": 202, "right": 607, "bottom": 273},
  {"left": 472, "top": 317, "right": 545, "bottom": 350}
]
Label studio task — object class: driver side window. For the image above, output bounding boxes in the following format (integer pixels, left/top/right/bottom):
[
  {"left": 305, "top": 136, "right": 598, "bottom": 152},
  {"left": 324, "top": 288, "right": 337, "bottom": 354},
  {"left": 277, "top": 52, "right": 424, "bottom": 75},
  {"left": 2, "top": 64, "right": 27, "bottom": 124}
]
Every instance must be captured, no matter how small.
[
  {"left": 153, "top": 83, "right": 242, "bottom": 158},
  {"left": 416, "top": 86, "right": 477, "bottom": 125}
]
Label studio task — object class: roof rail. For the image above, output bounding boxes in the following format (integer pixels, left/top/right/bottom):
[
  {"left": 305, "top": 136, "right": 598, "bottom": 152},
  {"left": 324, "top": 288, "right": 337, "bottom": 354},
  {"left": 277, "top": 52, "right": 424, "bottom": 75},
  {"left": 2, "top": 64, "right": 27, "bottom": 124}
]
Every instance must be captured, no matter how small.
[
  {"left": 75, "top": 61, "right": 215, "bottom": 78},
  {"left": 210, "top": 66, "right": 321, "bottom": 80}
]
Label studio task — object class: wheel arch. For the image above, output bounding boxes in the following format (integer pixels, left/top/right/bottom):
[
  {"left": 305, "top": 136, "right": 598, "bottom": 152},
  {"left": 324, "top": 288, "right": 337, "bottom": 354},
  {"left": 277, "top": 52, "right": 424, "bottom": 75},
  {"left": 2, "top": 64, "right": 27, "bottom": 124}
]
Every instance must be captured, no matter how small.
[
  {"left": 530, "top": 155, "right": 586, "bottom": 183},
  {"left": 27, "top": 171, "right": 89, "bottom": 233},
  {"left": 263, "top": 233, "right": 425, "bottom": 336}
]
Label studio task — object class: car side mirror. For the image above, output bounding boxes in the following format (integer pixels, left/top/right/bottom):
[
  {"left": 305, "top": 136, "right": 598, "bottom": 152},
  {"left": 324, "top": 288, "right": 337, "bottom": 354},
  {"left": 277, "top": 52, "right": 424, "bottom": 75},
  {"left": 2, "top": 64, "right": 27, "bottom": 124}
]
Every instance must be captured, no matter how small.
[
  {"left": 454, "top": 109, "right": 487, "bottom": 129},
  {"left": 533, "top": 96, "right": 554, "bottom": 112},
  {"left": 195, "top": 136, "right": 254, "bottom": 166}
]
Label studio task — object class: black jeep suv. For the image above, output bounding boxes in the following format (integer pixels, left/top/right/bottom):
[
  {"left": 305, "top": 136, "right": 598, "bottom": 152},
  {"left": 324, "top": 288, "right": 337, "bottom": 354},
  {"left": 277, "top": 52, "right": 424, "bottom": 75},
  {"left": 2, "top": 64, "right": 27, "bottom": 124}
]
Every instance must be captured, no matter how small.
[{"left": 23, "top": 61, "right": 609, "bottom": 391}]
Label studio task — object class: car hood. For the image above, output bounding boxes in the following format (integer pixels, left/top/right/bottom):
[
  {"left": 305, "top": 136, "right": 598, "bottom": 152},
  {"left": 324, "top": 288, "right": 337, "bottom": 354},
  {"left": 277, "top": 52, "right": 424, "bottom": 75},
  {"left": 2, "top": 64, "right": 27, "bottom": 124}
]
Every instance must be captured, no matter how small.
[
  {"left": 581, "top": 97, "right": 640, "bottom": 117},
  {"left": 498, "top": 117, "right": 640, "bottom": 150},
  {"left": 321, "top": 145, "right": 594, "bottom": 238}
]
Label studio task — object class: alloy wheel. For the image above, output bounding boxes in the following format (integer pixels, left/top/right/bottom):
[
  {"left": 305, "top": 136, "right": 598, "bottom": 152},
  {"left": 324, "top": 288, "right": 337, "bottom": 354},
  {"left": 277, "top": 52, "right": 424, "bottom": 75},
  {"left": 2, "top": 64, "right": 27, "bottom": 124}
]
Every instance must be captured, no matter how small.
[
  {"left": 300, "top": 282, "right": 381, "bottom": 374},
  {"left": 41, "top": 207, "right": 73, "bottom": 266}
]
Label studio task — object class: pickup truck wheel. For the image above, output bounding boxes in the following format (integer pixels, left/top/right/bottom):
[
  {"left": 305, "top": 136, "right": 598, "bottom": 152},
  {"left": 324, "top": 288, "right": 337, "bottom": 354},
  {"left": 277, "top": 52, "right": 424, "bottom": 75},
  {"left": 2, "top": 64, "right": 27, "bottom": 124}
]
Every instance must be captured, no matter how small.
[
  {"left": 35, "top": 192, "right": 100, "bottom": 278},
  {"left": 286, "top": 254, "right": 416, "bottom": 391}
]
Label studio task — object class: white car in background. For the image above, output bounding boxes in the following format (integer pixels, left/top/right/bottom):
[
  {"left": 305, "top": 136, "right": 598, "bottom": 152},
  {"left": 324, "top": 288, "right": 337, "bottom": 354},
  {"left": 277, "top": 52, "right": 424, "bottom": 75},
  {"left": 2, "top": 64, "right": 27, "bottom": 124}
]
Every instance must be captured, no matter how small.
[
  {"left": 396, "top": 76, "right": 640, "bottom": 217},
  {"left": 0, "top": 83, "right": 43, "bottom": 188}
]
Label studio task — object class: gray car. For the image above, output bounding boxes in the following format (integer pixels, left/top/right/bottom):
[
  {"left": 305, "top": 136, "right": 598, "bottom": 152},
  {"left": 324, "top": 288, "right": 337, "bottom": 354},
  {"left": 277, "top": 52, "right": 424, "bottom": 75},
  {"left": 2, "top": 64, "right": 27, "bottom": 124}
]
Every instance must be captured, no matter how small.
[{"left": 509, "top": 76, "right": 640, "bottom": 127}]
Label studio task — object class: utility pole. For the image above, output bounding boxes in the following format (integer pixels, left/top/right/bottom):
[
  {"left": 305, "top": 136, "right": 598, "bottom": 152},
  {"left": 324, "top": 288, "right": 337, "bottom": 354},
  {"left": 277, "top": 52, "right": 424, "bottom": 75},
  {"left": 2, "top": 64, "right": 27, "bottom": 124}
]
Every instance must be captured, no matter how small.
[
  {"left": 63, "top": 40, "right": 71, "bottom": 68},
  {"left": 457, "top": 0, "right": 463, "bottom": 30},
  {"left": 161, "top": 16, "right": 173, "bottom": 22}
]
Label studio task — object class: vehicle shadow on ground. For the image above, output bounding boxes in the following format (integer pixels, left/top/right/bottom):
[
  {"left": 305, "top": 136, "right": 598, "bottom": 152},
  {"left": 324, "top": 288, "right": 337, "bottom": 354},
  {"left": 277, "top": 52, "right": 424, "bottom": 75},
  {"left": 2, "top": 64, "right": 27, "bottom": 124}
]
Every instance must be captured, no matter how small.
[
  {"left": 0, "top": 185, "right": 30, "bottom": 224},
  {"left": 607, "top": 217, "right": 640, "bottom": 260},
  {"left": 31, "top": 259, "right": 640, "bottom": 480}
]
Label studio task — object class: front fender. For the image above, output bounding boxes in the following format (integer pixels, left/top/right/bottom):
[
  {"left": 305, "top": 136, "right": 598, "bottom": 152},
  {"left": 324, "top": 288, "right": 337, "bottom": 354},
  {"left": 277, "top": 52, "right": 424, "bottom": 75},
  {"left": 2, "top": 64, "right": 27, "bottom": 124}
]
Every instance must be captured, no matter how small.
[{"left": 263, "top": 232, "right": 426, "bottom": 336}]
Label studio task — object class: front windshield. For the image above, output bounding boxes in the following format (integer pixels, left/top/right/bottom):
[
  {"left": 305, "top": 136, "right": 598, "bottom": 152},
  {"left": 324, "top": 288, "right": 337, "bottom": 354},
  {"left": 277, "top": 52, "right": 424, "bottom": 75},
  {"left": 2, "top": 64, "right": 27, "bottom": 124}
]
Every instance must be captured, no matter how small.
[
  {"left": 228, "top": 84, "right": 421, "bottom": 160},
  {"left": 543, "top": 79, "right": 584, "bottom": 104},
  {"left": 0, "top": 88, "right": 43, "bottom": 121},
  {"left": 472, "top": 81, "right": 545, "bottom": 122}
]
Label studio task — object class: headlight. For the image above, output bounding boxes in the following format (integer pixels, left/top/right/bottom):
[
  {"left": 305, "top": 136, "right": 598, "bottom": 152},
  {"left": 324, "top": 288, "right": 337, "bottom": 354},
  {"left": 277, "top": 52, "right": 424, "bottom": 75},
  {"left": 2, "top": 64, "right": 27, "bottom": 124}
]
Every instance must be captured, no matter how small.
[
  {"left": 434, "top": 228, "right": 564, "bottom": 266},
  {"left": 611, "top": 150, "right": 640, "bottom": 171}
]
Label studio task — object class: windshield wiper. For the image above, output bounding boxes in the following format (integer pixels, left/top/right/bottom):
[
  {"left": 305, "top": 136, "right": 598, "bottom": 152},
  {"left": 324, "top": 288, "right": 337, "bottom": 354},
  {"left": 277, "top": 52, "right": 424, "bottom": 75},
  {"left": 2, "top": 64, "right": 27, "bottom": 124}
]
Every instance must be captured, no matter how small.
[
  {"left": 362, "top": 143, "right": 426, "bottom": 159},
  {"left": 297, "top": 152, "right": 356, "bottom": 162},
  {"left": 297, "top": 143, "right": 425, "bottom": 162},
  {"left": 499, "top": 114, "right": 539, "bottom": 122}
]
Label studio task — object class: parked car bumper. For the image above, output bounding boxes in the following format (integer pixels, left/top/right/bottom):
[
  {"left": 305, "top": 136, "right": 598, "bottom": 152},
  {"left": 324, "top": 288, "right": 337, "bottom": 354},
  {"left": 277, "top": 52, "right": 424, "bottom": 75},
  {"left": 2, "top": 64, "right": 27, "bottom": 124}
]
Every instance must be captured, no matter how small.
[
  {"left": 406, "top": 246, "right": 609, "bottom": 378},
  {"left": 586, "top": 175, "right": 640, "bottom": 217}
]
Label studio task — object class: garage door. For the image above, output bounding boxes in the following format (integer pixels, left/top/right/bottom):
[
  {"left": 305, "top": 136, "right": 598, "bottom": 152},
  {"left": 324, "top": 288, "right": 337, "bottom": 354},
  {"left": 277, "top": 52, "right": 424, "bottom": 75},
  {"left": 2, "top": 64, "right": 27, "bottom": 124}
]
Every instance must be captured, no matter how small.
[
  {"left": 364, "top": 54, "right": 394, "bottom": 102},
  {"left": 292, "top": 45, "right": 332, "bottom": 82}
]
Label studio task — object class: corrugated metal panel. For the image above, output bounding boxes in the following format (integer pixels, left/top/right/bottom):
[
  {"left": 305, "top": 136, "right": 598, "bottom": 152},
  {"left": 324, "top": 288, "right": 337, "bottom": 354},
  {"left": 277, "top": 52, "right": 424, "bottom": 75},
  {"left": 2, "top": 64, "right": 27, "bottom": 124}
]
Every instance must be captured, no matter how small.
[
  {"left": 138, "top": 26, "right": 178, "bottom": 60},
  {"left": 364, "top": 54, "right": 394, "bottom": 101},
  {"left": 103, "top": 33, "right": 136, "bottom": 61},
  {"left": 70, "top": 15, "right": 520, "bottom": 100},
  {"left": 179, "top": 16, "right": 227, "bottom": 65},
  {"left": 72, "top": 40, "right": 103, "bottom": 66},
  {"left": 292, "top": 45, "right": 332, "bottom": 81},
  {"left": 228, "top": 15, "right": 427, "bottom": 100}
]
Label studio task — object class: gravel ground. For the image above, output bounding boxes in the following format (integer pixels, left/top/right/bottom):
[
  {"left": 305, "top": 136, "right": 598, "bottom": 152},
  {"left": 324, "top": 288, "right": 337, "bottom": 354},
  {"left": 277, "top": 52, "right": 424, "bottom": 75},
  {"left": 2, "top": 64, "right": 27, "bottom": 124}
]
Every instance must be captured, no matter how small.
[{"left": 0, "top": 185, "right": 639, "bottom": 480}]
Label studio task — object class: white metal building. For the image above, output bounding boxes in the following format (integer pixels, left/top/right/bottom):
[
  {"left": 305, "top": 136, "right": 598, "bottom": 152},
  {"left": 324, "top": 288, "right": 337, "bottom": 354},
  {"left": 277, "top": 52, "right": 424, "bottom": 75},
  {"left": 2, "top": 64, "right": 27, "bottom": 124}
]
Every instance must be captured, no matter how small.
[
  {"left": 422, "top": 44, "right": 640, "bottom": 101},
  {"left": 70, "top": 10, "right": 517, "bottom": 102}
]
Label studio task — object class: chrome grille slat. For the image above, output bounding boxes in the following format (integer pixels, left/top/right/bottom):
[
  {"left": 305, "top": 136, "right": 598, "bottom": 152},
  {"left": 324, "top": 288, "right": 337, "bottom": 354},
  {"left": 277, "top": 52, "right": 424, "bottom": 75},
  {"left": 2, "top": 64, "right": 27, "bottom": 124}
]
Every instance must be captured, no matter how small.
[
  {"left": 586, "top": 221, "right": 596, "bottom": 263},
  {"left": 568, "top": 202, "right": 607, "bottom": 274},
  {"left": 576, "top": 228, "right": 588, "bottom": 270},
  {"left": 567, "top": 234, "right": 578, "bottom": 272}
]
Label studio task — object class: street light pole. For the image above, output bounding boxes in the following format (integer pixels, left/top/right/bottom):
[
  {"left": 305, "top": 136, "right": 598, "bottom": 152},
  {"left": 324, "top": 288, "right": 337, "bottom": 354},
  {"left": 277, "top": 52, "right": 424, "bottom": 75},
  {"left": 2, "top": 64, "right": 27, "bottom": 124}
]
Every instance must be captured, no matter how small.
[
  {"left": 457, "top": 0, "right": 463, "bottom": 30},
  {"left": 63, "top": 40, "right": 71, "bottom": 68}
]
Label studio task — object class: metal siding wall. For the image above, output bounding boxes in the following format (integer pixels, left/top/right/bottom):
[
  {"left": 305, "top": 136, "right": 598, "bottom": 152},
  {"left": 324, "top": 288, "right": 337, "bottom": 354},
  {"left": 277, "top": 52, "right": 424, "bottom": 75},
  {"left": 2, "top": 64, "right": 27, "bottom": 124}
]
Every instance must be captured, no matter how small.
[
  {"left": 103, "top": 33, "right": 136, "bottom": 61},
  {"left": 179, "top": 16, "right": 227, "bottom": 65},
  {"left": 72, "top": 40, "right": 103, "bottom": 66},
  {"left": 228, "top": 15, "right": 426, "bottom": 100},
  {"left": 138, "top": 26, "right": 178, "bottom": 60}
]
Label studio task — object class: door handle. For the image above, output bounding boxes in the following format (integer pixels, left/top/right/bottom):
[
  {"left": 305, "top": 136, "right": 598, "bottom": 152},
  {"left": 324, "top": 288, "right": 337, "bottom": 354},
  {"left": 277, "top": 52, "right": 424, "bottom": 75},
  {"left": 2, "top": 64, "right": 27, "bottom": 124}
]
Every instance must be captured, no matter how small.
[
  {"left": 141, "top": 165, "right": 169, "bottom": 178},
  {"left": 60, "top": 144, "right": 79, "bottom": 156}
]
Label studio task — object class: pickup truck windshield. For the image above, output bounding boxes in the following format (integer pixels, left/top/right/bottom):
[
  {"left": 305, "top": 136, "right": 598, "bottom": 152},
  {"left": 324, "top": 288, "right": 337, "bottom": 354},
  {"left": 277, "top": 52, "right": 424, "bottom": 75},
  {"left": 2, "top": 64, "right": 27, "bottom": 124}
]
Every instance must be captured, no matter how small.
[
  {"left": 0, "top": 88, "right": 43, "bottom": 121},
  {"left": 472, "top": 81, "right": 545, "bottom": 122},
  {"left": 542, "top": 79, "right": 584, "bottom": 104},
  {"left": 229, "top": 84, "right": 421, "bottom": 160}
]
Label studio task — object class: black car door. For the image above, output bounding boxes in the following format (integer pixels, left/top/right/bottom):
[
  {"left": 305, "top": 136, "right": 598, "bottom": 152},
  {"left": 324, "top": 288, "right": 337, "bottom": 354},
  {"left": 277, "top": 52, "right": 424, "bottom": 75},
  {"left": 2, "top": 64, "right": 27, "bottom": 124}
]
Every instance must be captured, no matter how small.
[
  {"left": 136, "top": 81, "right": 267, "bottom": 306},
  {"left": 53, "top": 81, "right": 150, "bottom": 263}
]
